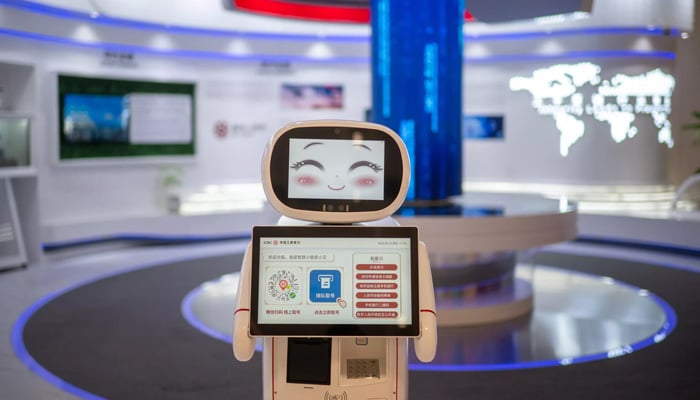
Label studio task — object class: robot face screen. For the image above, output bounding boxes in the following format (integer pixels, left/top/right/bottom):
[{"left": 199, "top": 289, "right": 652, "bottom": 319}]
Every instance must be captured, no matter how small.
[
  {"left": 268, "top": 126, "right": 404, "bottom": 214},
  {"left": 249, "top": 225, "right": 420, "bottom": 337},
  {"left": 288, "top": 138, "right": 385, "bottom": 201}
]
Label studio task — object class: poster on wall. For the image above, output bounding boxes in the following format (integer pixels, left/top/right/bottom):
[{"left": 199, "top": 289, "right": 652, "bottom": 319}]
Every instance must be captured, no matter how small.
[
  {"left": 280, "top": 83, "right": 343, "bottom": 110},
  {"left": 462, "top": 115, "right": 504, "bottom": 140},
  {"left": 58, "top": 74, "right": 196, "bottom": 160}
]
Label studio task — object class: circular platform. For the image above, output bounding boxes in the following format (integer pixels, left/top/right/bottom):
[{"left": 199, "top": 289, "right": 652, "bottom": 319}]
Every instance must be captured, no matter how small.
[
  {"left": 394, "top": 192, "right": 578, "bottom": 325},
  {"left": 395, "top": 192, "right": 577, "bottom": 254},
  {"left": 183, "top": 264, "right": 673, "bottom": 369}
]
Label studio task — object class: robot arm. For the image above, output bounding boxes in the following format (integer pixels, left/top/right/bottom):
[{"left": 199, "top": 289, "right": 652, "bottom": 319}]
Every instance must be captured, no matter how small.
[
  {"left": 414, "top": 240, "right": 437, "bottom": 362},
  {"left": 233, "top": 242, "right": 256, "bottom": 361}
]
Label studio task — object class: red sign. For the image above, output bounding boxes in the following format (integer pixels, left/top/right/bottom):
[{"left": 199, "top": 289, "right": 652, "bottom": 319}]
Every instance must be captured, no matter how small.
[{"left": 233, "top": 1, "right": 474, "bottom": 23}]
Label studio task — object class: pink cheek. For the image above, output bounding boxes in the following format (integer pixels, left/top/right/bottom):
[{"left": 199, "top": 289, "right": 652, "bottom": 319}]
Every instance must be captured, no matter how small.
[
  {"left": 354, "top": 177, "right": 377, "bottom": 187},
  {"left": 296, "top": 175, "right": 318, "bottom": 186}
]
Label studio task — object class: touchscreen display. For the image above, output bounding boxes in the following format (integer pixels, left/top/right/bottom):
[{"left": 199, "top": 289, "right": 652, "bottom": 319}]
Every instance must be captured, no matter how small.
[
  {"left": 288, "top": 138, "right": 385, "bottom": 201},
  {"left": 250, "top": 226, "right": 419, "bottom": 337}
]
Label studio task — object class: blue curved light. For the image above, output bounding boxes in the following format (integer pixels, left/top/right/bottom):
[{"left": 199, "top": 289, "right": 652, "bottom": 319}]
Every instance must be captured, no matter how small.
[
  {"left": 0, "top": 27, "right": 676, "bottom": 65},
  {"left": 12, "top": 292, "right": 106, "bottom": 399},
  {"left": 180, "top": 266, "right": 679, "bottom": 371},
  {"left": 42, "top": 232, "right": 251, "bottom": 252},
  {"left": 180, "top": 278, "right": 264, "bottom": 352},
  {"left": 180, "top": 284, "right": 234, "bottom": 344},
  {"left": 0, "top": 27, "right": 369, "bottom": 64},
  {"left": 576, "top": 235, "right": 700, "bottom": 260},
  {"left": 9, "top": 267, "right": 153, "bottom": 400},
  {"left": 466, "top": 26, "right": 681, "bottom": 41},
  {"left": 466, "top": 49, "right": 676, "bottom": 63},
  {"left": 408, "top": 286, "right": 677, "bottom": 371},
  {"left": 10, "top": 250, "right": 246, "bottom": 400}
]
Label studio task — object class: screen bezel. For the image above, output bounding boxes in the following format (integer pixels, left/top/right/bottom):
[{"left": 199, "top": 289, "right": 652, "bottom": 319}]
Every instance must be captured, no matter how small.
[
  {"left": 250, "top": 225, "right": 420, "bottom": 337},
  {"left": 268, "top": 126, "right": 405, "bottom": 213}
]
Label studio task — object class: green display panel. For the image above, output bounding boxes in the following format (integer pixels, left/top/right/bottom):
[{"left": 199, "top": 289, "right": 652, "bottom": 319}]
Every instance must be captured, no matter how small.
[{"left": 58, "top": 74, "right": 196, "bottom": 160}]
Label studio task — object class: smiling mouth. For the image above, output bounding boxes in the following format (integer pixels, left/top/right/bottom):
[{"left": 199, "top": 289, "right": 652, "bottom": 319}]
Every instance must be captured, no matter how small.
[{"left": 328, "top": 185, "right": 346, "bottom": 191}]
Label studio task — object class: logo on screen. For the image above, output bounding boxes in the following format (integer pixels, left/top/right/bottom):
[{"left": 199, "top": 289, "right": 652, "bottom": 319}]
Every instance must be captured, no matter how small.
[{"left": 309, "top": 269, "right": 341, "bottom": 303}]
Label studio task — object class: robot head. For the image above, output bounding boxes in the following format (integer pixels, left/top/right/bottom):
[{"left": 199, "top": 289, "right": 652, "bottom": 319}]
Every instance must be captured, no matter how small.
[{"left": 261, "top": 120, "right": 410, "bottom": 223}]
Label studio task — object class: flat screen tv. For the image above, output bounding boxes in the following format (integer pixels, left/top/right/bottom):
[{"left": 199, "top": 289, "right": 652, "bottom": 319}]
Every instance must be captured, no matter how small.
[{"left": 58, "top": 74, "right": 196, "bottom": 160}]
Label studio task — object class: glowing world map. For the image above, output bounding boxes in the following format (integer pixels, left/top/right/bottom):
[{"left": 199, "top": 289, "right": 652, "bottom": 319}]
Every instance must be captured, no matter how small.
[{"left": 509, "top": 63, "right": 675, "bottom": 156}]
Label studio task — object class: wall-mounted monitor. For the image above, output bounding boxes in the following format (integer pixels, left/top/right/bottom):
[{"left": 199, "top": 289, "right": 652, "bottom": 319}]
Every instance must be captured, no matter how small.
[
  {"left": 250, "top": 225, "right": 419, "bottom": 337},
  {"left": 463, "top": 115, "right": 504, "bottom": 140},
  {"left": 58, "top": 74, "right": 195, "bottom": 160},
  {"left": 0, "top": 115, "right": 30, "bottom": 169}
]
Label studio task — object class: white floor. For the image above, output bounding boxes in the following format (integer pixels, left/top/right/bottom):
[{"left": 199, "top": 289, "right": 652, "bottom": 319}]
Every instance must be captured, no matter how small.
[{"left": 1, "top": 239, "right": 699, "bottom": 400}]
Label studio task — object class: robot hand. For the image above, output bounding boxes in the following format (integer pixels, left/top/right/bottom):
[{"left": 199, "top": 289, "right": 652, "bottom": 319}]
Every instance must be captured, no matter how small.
[
  {"left": 414, "top": 241, "right": 437, "bottom": 362},
  {"left": 233, "top": 244, "right": 256, "bottom": 361}
]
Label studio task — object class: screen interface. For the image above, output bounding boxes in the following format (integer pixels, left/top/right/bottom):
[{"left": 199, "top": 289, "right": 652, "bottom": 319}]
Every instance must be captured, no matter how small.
[
  {"left": 251, "top": 227, "right": 418, "bottom": 336},
  {"left": 288, "top": 138, "right": 385, "bottom": 201}
]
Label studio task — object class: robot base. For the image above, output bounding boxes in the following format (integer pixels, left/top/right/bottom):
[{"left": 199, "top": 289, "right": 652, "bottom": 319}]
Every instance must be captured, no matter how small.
[{"left": 263, "top": 337, "right": 409, "bottom": 400}]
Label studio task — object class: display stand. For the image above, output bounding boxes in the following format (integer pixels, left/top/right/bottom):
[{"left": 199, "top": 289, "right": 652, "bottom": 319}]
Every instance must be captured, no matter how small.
[{"left": 0, "top": 178, "right": 27, "bottom": 270}]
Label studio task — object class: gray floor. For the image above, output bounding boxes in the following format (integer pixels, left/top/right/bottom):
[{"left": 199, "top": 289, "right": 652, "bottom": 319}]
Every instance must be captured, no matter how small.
[
  {"left": 1, "top": 239, "right": 699, "bottom": 399},
  {"left": 0, "top": 240, "right": 249, "bottom": 400}
]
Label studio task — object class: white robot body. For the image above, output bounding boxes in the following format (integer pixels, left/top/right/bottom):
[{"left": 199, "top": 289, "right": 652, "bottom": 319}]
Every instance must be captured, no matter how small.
[
  {"left": 262, "top": 337, "right": 408, "bottom": 400},
  {"left": 233, "top": 121, "right": 437, "bottom": 400}
]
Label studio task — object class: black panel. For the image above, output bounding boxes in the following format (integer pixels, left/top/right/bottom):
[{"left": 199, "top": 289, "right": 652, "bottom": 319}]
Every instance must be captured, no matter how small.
[{"left": 286, "top": 338, "right": 332, "bottom": 385}]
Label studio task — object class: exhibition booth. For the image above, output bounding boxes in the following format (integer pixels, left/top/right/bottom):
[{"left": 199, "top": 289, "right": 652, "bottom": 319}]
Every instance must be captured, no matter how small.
[
  {"left": 0, "top": 0, "right": 698, "bottom": 268},
  {"left": 2, "top": 1, "right": 700, "bottom": 399}
]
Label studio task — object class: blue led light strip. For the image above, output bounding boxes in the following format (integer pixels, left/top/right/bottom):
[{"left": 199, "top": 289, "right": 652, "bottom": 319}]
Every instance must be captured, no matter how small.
[
  {"left": 466, "top": 49, "right": 676, "bottom": 63},
  {"left": 0, "top": 0, "right": 683, "bottom": 42},
  {"left": 0, "top": 27, "right": 368, "bottom": 64},
  {"left": 181, "top": 284, "right": 236, "bottom": 344},
  {"left": 11, "top": 290, "right": 107, "bottom": 399},
  {"left": 42, "top": 232, "right": 252, "bottom": 252},
  {"left": 0, "top": 27, "right": 676, "bottom": 64},
  {"left": 181, "top": 281, "right": 264, "bottom": 351}
]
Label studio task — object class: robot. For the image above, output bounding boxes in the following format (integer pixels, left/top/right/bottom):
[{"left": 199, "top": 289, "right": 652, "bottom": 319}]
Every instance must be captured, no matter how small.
[{"left": 233, "top": 120, "right": 437, "bottom": 400}]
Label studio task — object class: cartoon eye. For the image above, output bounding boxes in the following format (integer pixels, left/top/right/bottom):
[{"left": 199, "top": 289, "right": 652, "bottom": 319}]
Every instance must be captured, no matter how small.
[
  {"left": 349, "top": 161, "right": 383, "bottom": 173},
  {"left": 354, "top": 177, "right": 377, "bottom": 187},
  {"left": 290, "top": 159, "right": 324, "bottom": 171},
  {"left": 295, "top": 175, "right": 318, "bottom": 186}
]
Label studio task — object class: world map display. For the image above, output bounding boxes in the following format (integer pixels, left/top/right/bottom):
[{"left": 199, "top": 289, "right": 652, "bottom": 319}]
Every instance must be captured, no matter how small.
[{"left": 509, "top": 63, "right": 675, "bottom": 156}]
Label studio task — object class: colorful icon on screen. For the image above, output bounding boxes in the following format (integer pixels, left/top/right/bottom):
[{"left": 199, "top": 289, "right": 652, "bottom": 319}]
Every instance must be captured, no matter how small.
[{"left": 309, "top": 269, "right": 341, "bottom": 303}]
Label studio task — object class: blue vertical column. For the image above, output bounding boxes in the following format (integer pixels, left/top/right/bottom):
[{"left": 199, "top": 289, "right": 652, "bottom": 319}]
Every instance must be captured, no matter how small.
[{"left": 371, "top": 0, "right": 464, "bottom": 202}]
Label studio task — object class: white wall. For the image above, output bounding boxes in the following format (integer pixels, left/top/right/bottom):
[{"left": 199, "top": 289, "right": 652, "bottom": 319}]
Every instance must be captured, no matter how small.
[
  {"left": 0, "top": 0, "right": 696, "bottom": 241},
  {"left": 669, "top": 1, "right": 700, "bottom": 183},
  {"left": 0, "top": 37, "right": 370, "bottom": 230},
  {"left": 462, "top": 58, "right": 676, "bottom": 185}
]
